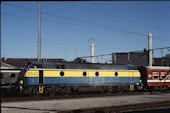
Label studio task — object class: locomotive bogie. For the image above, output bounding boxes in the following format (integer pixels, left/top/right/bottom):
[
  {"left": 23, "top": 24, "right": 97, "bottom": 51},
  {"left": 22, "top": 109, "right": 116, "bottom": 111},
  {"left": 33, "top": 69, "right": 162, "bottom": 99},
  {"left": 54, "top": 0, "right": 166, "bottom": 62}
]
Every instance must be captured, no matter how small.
[{"left": 22, "top": 84, "right": 137, "bottom": 96}]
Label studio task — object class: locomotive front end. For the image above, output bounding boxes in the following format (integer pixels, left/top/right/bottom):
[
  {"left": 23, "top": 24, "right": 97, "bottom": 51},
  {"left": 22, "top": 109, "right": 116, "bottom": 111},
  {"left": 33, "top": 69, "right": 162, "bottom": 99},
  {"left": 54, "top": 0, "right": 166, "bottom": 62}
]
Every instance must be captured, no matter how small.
[
  {"left": 17, "top": 62, "right": 35, "bottom": 94},
  {"left": 17, "top": 63, "right": 31, "bottom": 94}
]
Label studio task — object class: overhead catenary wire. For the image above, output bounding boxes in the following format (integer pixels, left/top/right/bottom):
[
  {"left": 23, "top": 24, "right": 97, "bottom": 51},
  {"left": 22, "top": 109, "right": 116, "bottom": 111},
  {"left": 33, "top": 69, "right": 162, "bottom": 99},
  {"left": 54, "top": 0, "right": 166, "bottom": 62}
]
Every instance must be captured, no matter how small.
[
  {"left": 2, "top": 3, "right": 169, "bottom": 60},
  {"left": 4, "top": 28, "right": 162, "bottom": 49},
  {"left": 77, "top": 47, "right": 170, "bottom": 59},
  {"left": 2, "top": 3, "right": 168, "bottom": 38},
  {"left": 2, "top": 38, "right": 146, "bottom": 51},
  {"left": 1, "top": 12, "right": 164, "bottom": 39},
  {"left": 65, "top": 2, "right": 170, "bottom": 32},
  {"left": 2, "top": 3, "right": 113, "bottom": 28},
  {"left": 135, "top": 2, "right": 170, "bottom": 16}
]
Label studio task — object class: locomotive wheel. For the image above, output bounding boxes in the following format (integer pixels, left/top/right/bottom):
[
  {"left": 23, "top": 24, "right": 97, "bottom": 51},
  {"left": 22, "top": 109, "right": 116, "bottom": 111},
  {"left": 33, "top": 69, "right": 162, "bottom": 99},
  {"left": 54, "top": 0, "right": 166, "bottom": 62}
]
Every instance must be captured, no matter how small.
[
  {"left": 32, "top": 88, "right": 39, "bottom": 96},
  {"left": 102, "top": 86, "right": 113, "bottom": 94},
  {"left": 44, "top": 88, "right": 50, "bottom": 96},
  {"left": 106, "top": 87, "right": 113, "bottom": 94},
  {"left": 71, "top": 87, "right": 78, "bottom": 95},
  {"left": 49, "top": 89, "right": 55, "bottom": 96}
]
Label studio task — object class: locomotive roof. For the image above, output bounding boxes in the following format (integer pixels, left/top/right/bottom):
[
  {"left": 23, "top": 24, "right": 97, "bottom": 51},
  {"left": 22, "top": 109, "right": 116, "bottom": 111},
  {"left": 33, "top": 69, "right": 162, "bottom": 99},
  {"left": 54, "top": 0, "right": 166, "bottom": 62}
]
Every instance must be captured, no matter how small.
[{"left": 26, "top": 61, "right": 136, "bottom": 70}]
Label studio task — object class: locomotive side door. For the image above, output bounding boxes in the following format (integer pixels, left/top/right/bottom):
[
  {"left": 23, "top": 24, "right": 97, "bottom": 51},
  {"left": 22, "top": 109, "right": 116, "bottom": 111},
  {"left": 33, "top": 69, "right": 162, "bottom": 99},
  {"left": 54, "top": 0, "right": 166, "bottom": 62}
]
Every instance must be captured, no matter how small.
[
  {"left": 38, "top": 70, "right": 44, "bottom": 94},
  {"left": 39, "top": 70, "right": 43, "bottom": 84}
]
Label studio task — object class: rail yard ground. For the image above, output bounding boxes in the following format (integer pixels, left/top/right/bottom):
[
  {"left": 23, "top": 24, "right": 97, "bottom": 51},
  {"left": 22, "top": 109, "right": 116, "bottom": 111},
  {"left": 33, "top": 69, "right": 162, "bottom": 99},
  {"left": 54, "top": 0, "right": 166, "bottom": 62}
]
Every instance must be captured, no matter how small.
[{"left": 1, "top": 93, "right": 170, "bottom": 113}]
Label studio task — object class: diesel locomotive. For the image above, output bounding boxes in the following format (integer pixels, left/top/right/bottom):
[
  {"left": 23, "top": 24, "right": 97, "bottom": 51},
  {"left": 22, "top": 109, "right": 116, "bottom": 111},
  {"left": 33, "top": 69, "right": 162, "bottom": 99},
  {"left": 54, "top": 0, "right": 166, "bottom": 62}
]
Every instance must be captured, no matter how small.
[{"left": 18, "top": 61, "right": 141, "bottom": 96}]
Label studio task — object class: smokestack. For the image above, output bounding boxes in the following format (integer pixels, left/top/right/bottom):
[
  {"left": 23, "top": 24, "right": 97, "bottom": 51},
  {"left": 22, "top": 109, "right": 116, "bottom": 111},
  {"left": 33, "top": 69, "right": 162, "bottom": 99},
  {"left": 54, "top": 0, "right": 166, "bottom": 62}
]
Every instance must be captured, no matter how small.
[{"left": 148, "top": 33, "right": 153, "bottom": 66}]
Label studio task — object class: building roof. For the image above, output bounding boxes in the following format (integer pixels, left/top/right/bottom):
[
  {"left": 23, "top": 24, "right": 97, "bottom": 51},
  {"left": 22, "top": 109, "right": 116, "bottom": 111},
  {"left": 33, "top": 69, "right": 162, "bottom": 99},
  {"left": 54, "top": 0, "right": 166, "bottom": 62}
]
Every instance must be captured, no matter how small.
[
  {"left": 164, "top": 54, "right": 170, "bottom": 58},
  {"left": 1, "top": 62, "right": 17, "bottom": 69},
  {"left": 0, "top": 58, "right": 64, "bottom": 69}
]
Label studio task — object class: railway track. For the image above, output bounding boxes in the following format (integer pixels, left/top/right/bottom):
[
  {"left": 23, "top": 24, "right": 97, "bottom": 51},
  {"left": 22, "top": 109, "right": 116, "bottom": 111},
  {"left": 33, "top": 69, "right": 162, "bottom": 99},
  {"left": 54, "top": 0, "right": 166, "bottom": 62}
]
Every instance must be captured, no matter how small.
[
  {"left": 62, "top": 101, "right": 170, "bottom": 113},
  {"left": 2, "top": 91, "right": 170, "bottom": 102},
  {"left": 1, "top": 92, "right": 141, "bottom": 102},
  {"left": 2, "top": 93, "right": 170, "bottom": 113}
]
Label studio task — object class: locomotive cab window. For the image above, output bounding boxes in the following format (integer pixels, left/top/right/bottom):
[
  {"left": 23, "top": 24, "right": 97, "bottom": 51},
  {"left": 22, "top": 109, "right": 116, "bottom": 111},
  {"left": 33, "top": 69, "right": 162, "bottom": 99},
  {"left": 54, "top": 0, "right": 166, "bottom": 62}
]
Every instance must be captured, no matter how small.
[{"left": 30, "top": 64, "right": 42, "bottom": 68}]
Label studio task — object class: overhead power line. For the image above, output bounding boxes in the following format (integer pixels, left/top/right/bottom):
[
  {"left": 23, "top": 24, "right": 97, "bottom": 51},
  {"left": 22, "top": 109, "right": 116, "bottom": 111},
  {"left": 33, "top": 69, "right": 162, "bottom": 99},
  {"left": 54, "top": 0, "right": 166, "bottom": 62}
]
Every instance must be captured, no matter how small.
[
  {"left": 1, "top": 12, "right": 164, "bottom": 39},
  {"left": 2, "top": 3, "right": 168, "bottom": 38},
  {"left": 150, "top": 47, "right": 170, "bottom": 51},
  {"left": 77, "top": 47, "right": 170, "bottom": 59},
  {"left": 65, "top": 2, "right": 170, "bottom": 32},
  {"left": 2, "top": 38, "right": 146, "bottom": 51},
  {"left": 2, "top": 3, "right": 112, "bottom": 28}
]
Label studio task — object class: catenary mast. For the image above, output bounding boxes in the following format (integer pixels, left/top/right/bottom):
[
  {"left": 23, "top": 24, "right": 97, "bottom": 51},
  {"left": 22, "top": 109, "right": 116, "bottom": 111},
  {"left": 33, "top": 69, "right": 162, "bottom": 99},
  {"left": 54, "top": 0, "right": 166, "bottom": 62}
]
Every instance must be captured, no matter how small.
[{"left": 38, "top": 1, "right": 41, "bottom": 61}]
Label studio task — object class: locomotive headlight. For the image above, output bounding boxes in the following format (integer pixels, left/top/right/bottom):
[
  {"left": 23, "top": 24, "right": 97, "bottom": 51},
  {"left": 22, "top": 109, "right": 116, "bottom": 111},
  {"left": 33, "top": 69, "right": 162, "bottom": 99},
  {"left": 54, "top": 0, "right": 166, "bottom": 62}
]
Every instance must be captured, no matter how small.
[
  {"left": 20, "top": 80, "right": 23, "bottom": 85},
  {"left": 140, "top": 80, "right": 142, "bottom": 83}
]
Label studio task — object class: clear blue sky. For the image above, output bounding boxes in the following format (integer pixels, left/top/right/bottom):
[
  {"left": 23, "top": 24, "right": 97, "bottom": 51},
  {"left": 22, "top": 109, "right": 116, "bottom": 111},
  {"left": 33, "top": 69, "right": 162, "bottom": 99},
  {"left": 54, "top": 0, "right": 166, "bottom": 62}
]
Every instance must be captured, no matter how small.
[{"left": 1, "top": 1, "right": 170, "bottom": 63}]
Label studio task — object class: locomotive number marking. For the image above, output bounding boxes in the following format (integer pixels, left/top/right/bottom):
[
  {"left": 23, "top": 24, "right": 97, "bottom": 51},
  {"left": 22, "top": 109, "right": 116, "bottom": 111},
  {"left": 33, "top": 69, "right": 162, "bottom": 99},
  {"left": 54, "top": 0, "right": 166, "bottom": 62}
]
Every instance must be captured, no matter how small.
[{"left": 27, "top": 71, "right": 38, "bottom": 76}]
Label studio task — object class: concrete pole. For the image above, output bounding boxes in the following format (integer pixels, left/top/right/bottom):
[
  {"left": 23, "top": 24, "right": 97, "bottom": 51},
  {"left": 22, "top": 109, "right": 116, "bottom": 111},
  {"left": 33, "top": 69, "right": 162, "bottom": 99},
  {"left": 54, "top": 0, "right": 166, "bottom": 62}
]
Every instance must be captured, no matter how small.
[
  {"left": 90, "top": 43, "right": 95, "bottom": 63},
  {"left": 148, "top": 33, "right": 153, "bottom": 66},
  {"left": 89, "top": 39, "right": 95, "bottom": 63}
]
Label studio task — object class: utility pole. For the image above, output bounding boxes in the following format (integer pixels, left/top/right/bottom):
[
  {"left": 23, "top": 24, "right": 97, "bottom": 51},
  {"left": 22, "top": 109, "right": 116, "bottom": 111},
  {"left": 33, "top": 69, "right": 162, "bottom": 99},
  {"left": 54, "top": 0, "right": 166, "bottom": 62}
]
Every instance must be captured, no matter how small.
[
  {"left": 89, "top": 38, "right": 95, "bottom": 63},
  {"left": 37, "top": 1, "right": 41, "bottom": 61},
  {"left": 148, "top": 33, "right": 153, "bottom": 66}
]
